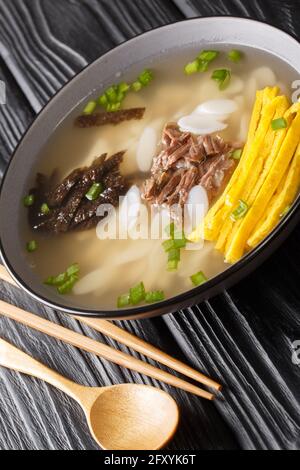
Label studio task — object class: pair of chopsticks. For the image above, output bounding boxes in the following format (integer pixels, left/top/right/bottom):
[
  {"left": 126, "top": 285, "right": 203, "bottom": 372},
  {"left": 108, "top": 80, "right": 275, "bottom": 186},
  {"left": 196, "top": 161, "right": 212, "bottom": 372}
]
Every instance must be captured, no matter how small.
[{"left": 0, "top": 265, "right": 221, "bottom": 400}]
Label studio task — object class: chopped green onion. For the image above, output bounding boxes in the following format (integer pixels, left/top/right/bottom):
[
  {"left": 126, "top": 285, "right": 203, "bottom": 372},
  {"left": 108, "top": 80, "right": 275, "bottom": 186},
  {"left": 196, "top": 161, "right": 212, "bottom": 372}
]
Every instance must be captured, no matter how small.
[
  {"left": 26, "top": 240, "right": 37, "bottom": 253},
  {"left": 117, "top": 293, "right": 131, "bottom": 309},
  {"left": 132, "top": 69, "right": 154, "bottom": 91},
  {"left": 85, "top": 182, "right": 104, "bottom": 201},
  {"left": 106, "top": 86, "right": 119, "bottom": 103},
  {"left": 118, "top": 82, "right": 130, "bottom": 93},
  {"left": 167, "top": 259, "right": 179, "bottom": 272},
  {"left": 165, "top": 223, "right": 175, "bottom": 239},
  {"left": 231, "top": 149, "right": 243, "bottom": 160},
  {"left": 280, "top": 205, "right": 291, "bottom": 218},
  {"left": 271, "top": 117, "right": 287, "bottom": 131},
  {"left": 228, "top": 50, "right": 243, "bottom": 63},
  {"left": 212, "top": 68, "right": 231, "bottom": 90},
  {"left": 168, "top": 248, "right": 181, "bottom": 263},
  {"left": 174, "top": 237, "right": 186, "bottom": 249},
  {"left": 98, "top": 94, "right": 108, "bottom": 107},
  {"left": 198, "top": 50, "right": 219, "bottom": 63},
  {"left": 83, "top": 100, "right": 97, "bottom": 115},
  {"left": 58, "top": 275, "right": 78, "bottom": 295},
  {"left": 107, "top": 102, "right": 121, "bottom": 112},
  {"left": 23, "top": 194, "right": 35, "bottom": 207},
  {"left": 131, "top": 81, "right": 143, "bottom": 92},
  {"left": 197, "top": 60, "right": 210, "bottom": 72},
  {"left": 130, "top": 282, "right": 146, "bottom": 305},
  {"left": 97, "top": 72, "right": 152, "bottom": 111},
  {"left": 145, "top": 290, "right": 165, "bottom": 303},
  {"left": 190, "top": 271, "right": 207, "bottom": 287},
  {"left": 41, "top": 203, "right": 50, "bottom": 215},
  {"left": 67, "top": 263, "right": 80, "bottom": 277},
  {"left": 45, "top": 272, "right": 67, "bottom": 286},
  {"left": 45, "top": 264, "right": 80, "bottom": 294},
  {"left": 185, "top": 60, "right": 201, "bottom": 75},
  {"left": 138, "top": 69, "right": 154, "bottom": 87},
  {"left": 230, "top": 200, "right": 249, "bottom": 221},
  {"left": 162, "top": 239, "right": 176, "bottom": 252},
  {"left": 185, "top": 50, "right": 219, "bottom": 75},
  {"left": 98, "top": 82, "right": 130, "bottom": 111},
  {"left": 162, "top": 238, "right": 186, "bottom": 252}
]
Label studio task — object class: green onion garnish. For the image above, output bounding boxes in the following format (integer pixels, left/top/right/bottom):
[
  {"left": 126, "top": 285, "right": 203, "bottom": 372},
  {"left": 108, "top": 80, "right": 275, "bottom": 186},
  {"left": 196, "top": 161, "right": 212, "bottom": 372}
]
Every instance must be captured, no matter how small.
[
  {"left": 162, "top": 238, "right": 186, "bottom": 252},
  {"left": 185, "top": 50, "right": 218, "bottom": 75},
  {"left": 212, "top": 68, "right": 231, "bottom": 90},
  {"left": 198, "top": 50, "right": 219, "bottom": 62},
  {"left": 162, "top": 239, "right": 175, "bottom": 252},
  {"left": 138, "top": 69, "right": 154, "bottom": 87},
  {"left": 98, "top": 94, "right": 108, "bottom": 107},
  {"left": 190, "top": 271, "right": 207, "bottom": 287},
  {"left": 145, "top": 291, "right": 165, "bottom": 303},
  {"left": 184, "top": 60, "right": 200, "bottom": 75},
  {"left": 228, "top": 50, "right": 243, "bottom": 63},
  {"left": 132, "top": 69, "right": 154, "bottom": 91},
  {"left": 58, "top": 275, "right": 78, "bottom": 295},
  {"left": 85, "top": 183, "right": 104, "bottom": 201},
  {"left": 131, "top": 81, "right": 143, "bottom": 92},
  {"left": 130, "top": 282, "right": 146, "bottom": 305},
  {"left": 98, "top": 82, "right": 130, "bottom": 112},
  {"left": 45, "top": 273, "right": 68, "bottom": 286},
  {"left": 167, "top": 259, "right": 179, "bottom": 272},
  {"left": 107, "top": 102, "right": 121, "bottom": 112},
  {"left": 168, "top": 248, "right": 181, "bottom": 263},
  {"left": 118, "top": 82, "right": 130, "bottom": 93},
  {"left": 41, "top": 203, "right": 50, "bottom": 215},
  {"left": 271, "top": 117, "right": 288, "bottom": 131},
  {"left": 105, "top": 86, "right": 119, "bottom": 103},
  {"left": 231, "top": 149, "right": 243, "bottom": 160},
  {"left": 97, "top": 71, "right": 153, "bottom": 112},
  {"left": 117, "top": 293, "right": 131, "bottom": 309},
  {"left": 45, "top": 264, "right": 80, "bottom": 295},
  {"left": 67, "top": 263, "right": 80, "bottom": 277},
  {"left": 280, "top": 205, "right": 291, "bottom": 218},
  {"left": 26, "top": 240, "right": 37, "bottom": 253},
  {"left": 83, "top": 100, "right": 97, "bottom": 115},
  {"left": 165, "top": 222, "right": 175, "bottom": 239},
  {"left": 117, "top": 282, "right": 166, "bottom": 308},
  {"left": 230, "top": 200, "right": 249, "bottom": 221},
  {"left": 23, "top": 194, "right": 35, "bottom": 207}
]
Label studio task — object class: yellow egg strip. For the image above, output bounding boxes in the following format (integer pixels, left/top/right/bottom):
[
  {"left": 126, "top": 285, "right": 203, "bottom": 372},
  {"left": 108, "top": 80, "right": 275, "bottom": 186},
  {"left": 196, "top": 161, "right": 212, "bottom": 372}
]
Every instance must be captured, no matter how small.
[
  {"left": 248, "top": 143, "right": 300, "bottom": 248},
  {"left": 225, "top": 108, "right": 300, "bottom": 263}
]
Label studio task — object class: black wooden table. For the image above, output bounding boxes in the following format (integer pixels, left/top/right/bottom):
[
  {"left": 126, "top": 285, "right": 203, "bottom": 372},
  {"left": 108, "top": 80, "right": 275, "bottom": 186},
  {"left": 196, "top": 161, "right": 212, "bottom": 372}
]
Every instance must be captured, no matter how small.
[{"left": 0, "top": 0, "right": 300, "bottom": 451}]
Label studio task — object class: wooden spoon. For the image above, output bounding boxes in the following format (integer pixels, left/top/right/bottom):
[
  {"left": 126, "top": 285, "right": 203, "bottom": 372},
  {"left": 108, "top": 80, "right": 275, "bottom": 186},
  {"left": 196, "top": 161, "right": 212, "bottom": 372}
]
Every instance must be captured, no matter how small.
[{"left": 0, "top": 338, "right": 179, "bottom": 450}]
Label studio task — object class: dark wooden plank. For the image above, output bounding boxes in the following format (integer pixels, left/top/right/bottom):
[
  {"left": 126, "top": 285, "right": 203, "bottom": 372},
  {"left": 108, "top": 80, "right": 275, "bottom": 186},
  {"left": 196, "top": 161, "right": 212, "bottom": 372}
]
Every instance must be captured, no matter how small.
[{"left": 0, "top": 0, "right": 300, "bottom": 451}]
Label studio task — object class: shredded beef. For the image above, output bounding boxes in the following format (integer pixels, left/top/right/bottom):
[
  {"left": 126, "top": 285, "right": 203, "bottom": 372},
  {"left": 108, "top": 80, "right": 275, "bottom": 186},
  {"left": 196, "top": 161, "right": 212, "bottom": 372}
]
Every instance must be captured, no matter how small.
[
  {"left": 29, "top": 152, "right": 128, "bottom": 234},
  {"left": 74, "top": 108, "right": 146, "bottom": 128},
  {"left": 143, "top": 123, "right": 240, "bottom": 207}
]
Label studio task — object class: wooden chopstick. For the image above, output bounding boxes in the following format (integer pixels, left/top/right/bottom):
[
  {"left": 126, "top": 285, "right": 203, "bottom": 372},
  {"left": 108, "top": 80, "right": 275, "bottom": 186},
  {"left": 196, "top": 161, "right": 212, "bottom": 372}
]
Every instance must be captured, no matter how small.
[
  {"left": 0, "top": 298, "right": 214, "bottom": 400},
  {"left": 0, "top": 264, "right": 221, "bottom": 392}
]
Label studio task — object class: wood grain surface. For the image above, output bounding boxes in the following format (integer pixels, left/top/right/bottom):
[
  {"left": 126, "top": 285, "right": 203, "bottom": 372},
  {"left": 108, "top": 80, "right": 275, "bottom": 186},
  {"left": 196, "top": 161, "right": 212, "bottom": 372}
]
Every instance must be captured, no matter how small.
[{"left": 0, "top": 0, "right": 299, "bottom": 451}]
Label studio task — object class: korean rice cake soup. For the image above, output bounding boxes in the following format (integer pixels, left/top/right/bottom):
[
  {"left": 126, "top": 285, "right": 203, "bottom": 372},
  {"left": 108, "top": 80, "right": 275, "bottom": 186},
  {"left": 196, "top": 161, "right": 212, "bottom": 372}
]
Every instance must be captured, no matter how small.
[{"left": 22, "top": 46, "right": 300, "bottom": 309}]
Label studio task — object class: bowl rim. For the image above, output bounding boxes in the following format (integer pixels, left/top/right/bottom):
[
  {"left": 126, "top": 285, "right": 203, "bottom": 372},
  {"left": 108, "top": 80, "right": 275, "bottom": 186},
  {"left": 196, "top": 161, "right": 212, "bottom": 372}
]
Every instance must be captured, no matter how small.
[{"left": 1, "top": 15, "right": 300, "bottom": 319}]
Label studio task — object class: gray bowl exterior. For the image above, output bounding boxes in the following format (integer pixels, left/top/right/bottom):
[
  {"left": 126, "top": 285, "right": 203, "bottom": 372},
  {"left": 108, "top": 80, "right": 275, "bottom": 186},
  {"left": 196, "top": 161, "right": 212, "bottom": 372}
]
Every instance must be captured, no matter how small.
[{"left": 1, "top": 17, "right": 300, "bottom": 320}]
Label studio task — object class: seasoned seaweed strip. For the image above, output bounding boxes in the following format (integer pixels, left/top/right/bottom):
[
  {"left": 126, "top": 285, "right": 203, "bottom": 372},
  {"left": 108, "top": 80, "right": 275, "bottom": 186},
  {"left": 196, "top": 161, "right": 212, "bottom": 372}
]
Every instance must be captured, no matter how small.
[
  {"left": 74, "top": 108, "right": 146, "bottom": 128},
  {"left": 29, "top": 152, "right": 128, "bottom": 234}
]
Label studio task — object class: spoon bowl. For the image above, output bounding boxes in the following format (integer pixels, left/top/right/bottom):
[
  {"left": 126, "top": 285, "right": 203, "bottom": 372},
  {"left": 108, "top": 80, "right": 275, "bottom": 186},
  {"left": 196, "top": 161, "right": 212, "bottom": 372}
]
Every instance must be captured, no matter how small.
[{"left": 87, "top": 384, "right": 179, "bottom": 450}]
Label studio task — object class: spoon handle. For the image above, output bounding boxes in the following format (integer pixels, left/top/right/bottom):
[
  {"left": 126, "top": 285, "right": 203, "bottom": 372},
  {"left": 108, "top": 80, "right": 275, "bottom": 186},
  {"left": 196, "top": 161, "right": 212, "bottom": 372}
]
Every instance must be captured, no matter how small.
[{"left": 0, "top": 338, "right": 84, "bottom": 403}]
